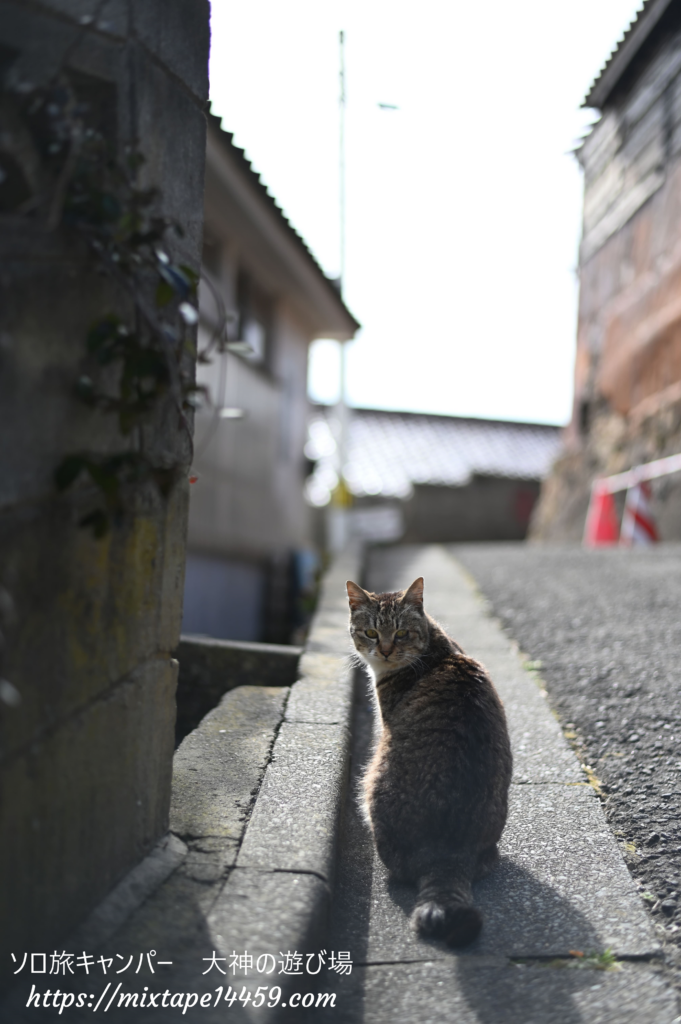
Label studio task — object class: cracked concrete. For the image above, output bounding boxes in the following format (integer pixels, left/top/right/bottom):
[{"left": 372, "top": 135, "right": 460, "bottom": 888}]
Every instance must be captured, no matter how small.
[
  {"left": 0, "top": 550, "right": 359, "bottom": 1024},
  {"left": 4, "top": 543, "right": 677, "bottom": 1023},
  {"left": 326, "top": 545, "right": 679, "bottom": 1023}
]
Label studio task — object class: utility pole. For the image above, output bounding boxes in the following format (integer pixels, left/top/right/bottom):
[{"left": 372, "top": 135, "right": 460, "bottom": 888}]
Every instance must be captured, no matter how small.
[
  {"left": 337, "top": 29, "right": 349, "bottom": 483},
  {"left": 339, "top": 29, "right": 346, "bottom": 291},
  {"left": 330, "top": 28, "right": 352, "bottom": 552}
]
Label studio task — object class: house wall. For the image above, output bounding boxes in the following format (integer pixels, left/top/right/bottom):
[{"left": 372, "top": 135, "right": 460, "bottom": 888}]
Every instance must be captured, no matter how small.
[
  {"left": 184, "top": 297, "right": 312, "bottom": 642},
  {"left": 575, "top": 27, "right": 681, "bottom": 430},
  {"left": 533, "top": 19, "right": 681, "bottom": 540},
  {"left": 402, "top": 478, "right": 540, "bottom": 544},
  {"left": 181, "top": 126, "right": 358, "bottom": 641},
  {"left": 0, "top": 0, "right": 209, "bottom": 989}
]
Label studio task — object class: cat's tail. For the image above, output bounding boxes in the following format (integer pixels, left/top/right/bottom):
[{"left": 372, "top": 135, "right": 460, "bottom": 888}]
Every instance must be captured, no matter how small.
[{"left": 411, "top": 861, "right": 482, "bottom": 947}]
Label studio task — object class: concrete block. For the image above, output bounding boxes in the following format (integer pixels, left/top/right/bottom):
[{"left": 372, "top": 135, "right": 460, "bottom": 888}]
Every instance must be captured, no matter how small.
[
  {"left": 157, "top": 481, "right": 192, "bottom": 653},
  {"left": 132, "top": 0, "right": 210, "bottom": 103},
  {"left": 334, "top": 960, "right": 678, "bottom": 1024},
  {"left": 333, "top": 781, "right": 658, "bottom": 966},
  {"left": 478, "top": 784, "right": 659, "bottom": 957},
  {"left": 504, "top": 695, "right": 582, "bottom": 784},
  {"left": 209, "top": 868, "right": 330, "bottom": 964},
  {"left": 377, "top": 547, "right": 583, "bottom": 784},
  {"left": 237, "top": 722, "right": 350, "bottom": 882},
  {"left": 175, "top": 636, "right": 301, "bottom": 741},
  {"left": 1, "top": 547, "right": 356, "bottom": 1009},
  {"left": 206, "top": 867, "right": 332, "bottom": 1019},
  {"left": 171, "top": 685, "right": 288, "bottom": 845},
  {"left": 179, "top": 836, "right": 238, "bottom": 885},
  {"left": 0, "top": 0, "right": 209, "bottom": 994},
  {"left": 59, "top": 873, "right": 332, "bottom": 1022},
  {"left": 0, "top": 657, "right": 178, "bottom": 970},
  {"left": 96, "top": 0, "right": 128, "bottom": 37},
  {"left": 0, "top": 500, "right": 180, "bottom": 760},
  {"left": 104, "top": 869, "right": 227, "bottom": 964},
  {"left": 471, "top": 651, "right": 583, "bottom": 784},
  {"left": 69, "top": 833, "right": 188, "bottom": 950},
  {"left": 36, "top": 0, "right": 130, "bottom": 38},
  {"left": 0, "top": 3, "right": 78, "bottom": 87},
  {"left": 299, "top": 558, "right": 358, "bottom": 655},
  {"left": 130, "top": 46, "right": 207, "bottom": 267},
  {"left": 285, "top": 651, "right": 355, "bottom": 727}
]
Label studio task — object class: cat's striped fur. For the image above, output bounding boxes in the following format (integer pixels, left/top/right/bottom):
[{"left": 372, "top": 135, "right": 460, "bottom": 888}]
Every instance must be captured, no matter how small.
[{"left": 347, "top": 576, "right": 512, "bottom": 946}]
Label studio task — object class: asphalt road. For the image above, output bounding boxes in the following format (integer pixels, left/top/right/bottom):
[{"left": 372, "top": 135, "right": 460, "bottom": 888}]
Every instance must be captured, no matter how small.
[{"left": 454, "top": 542, "right": 681, "bottom": 987}]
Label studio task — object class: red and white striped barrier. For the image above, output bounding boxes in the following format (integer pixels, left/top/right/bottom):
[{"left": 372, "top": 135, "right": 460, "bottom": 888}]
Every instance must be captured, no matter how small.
[
  {"left": 583, "top": 487, "right": 619, "bottom": 546},
  {"left": 584, "top": 452, "right": 681, "bottom": 547},
  {"left": 619, "top": 481, "right": 659, "bottom": 546}
]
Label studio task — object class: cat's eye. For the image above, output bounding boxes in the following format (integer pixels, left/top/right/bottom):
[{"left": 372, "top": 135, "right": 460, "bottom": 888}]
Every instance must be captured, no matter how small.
[
  {"left": 395, "top": 629, "right": 407, "bottom": 638},
  {"left": 365, "top": 629, "right": 378, "bottom": 638}
]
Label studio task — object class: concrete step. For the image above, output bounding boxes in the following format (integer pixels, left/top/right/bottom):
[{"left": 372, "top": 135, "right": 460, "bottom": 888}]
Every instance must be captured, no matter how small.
[
  {"left": 174, "top": 635, "right": 302, "bottom": 743},
  {"left": 1, "top": 549, "right": 360, "bottom": 1023}
]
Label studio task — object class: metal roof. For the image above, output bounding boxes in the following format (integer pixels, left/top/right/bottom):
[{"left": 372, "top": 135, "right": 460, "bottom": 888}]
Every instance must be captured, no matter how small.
[
  {"left": 305, "top": 408, "right": 563, "bottom": 506},
  {"left": 583, "top": 0, "right": 677, "bottom": 109},
  {"left": 207, "top": 110, "right": 360, "bottom": 335}
]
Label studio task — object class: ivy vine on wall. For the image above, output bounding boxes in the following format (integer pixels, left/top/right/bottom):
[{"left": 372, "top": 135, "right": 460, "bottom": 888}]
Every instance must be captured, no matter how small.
[{"left": 1, "top": 71, "right": 221, "bottom": 537}]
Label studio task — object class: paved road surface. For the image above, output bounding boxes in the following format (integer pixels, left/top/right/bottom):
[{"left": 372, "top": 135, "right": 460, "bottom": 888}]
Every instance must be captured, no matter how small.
[
  {"left": 325, "top": 545, "right": 677, "bottom": 1023},
  {"left": 455, "top": 542, "right": 681, "bottom": 1000}
]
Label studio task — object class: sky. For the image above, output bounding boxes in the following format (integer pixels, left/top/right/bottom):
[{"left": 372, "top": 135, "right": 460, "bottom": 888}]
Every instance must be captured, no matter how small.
[{"left": 208, "top": 0, "right": 644, "bottom": 426}]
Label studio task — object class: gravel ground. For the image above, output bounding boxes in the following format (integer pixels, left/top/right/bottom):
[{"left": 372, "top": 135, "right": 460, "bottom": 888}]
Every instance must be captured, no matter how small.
[{"left": 453, "top": 543, "right": 681, "bottom": 981}]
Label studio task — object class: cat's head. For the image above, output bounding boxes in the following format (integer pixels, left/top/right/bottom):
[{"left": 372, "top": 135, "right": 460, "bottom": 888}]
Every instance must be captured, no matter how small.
[{"left": 346, "top": 577, "right": 428, "bottom": 678}]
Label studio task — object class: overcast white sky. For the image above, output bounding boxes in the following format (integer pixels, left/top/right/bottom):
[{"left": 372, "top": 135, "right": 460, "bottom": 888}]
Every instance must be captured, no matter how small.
[{"left": 209, "top": 1, "right": 643, "bottom": 425}]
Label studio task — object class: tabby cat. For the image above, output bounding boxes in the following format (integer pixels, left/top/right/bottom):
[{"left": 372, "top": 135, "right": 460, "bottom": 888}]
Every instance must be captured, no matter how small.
[{"left": 347, "top": 575, "right": 512, "bottom": 946}]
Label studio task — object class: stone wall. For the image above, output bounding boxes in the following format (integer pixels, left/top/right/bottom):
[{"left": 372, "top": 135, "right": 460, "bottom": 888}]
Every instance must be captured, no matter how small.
[
  {"left": 531, "top": 399, "right": 681, "bottom": 542},
  {"left": 0, "top": 0, "right": 209, "bottom": 989}
]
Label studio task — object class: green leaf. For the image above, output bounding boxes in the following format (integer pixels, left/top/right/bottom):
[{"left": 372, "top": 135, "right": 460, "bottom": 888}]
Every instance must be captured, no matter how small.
[
  {"left": 155, "top": 279, "right": 175, "bottom": 307},
  {"left": 133, "top": 348, "right": 168, "bottom": 380},
  {"left": 158, "top": 263, "right": 191, "bottom": 299},
  {"left": 125, "top": 151, "right": 146, "bottom": 173},
  {"left": 99, "top": 192, "right": 121, "bottom": 222},
  {"left": 118, "top": 407, "right": 140, "bottom": 436},
  {"left": 75, "top": 376, "right": 96, "bottom": 403},
  {"left": 87, "top": 316, "right": 121, "bottom": 354},
  {"left": 79, "top": 508, "right": 110, "bottom": 538},
  {"left": 55, "top": 455, "right": 86, "bottom": 491},
  {"left": 179, "top": 264, "right": 199, "bottom": 292},
  {"left": 85, "top": 461, "right": 120, "bottom": 502},
  {"left": 151, "top": 467, "right": 177, "bottom": 498}
]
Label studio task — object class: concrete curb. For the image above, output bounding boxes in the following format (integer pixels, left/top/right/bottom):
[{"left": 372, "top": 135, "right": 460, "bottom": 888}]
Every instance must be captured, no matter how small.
[
  {"left": 0, "top": 550, "right": 359, "bottom": 1024},
  {"left": 175, "top": 636, "right": 303, "bottom": 742},
  {"left": 68, "top": 833, "right": 188, "bottom": 952},
  {"left": 210, "top": 548, "right": 360, "bottom": 1012},
  {"left": 383, "top": 545, "right": 661, "bottom": 956},
  {"left": 326, "top": 543, "right": 678, "bottom": 1023}
]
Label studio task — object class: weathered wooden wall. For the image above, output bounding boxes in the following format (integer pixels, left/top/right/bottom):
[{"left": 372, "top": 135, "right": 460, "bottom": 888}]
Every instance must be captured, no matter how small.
[
  {"left": 533, "top": 15, "right": 681, "bottom": 540},
  {"left": 576, "top": 25, "right": 681, "bottom": 426}
]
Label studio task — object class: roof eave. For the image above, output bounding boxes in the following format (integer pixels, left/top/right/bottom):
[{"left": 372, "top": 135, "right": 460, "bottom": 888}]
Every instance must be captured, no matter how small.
[
  {"left": 206, "top": 116, "right": 360, "bottom": 340},
  {"left": 583, "top": 0, "right": 675, "bottom": 109}
]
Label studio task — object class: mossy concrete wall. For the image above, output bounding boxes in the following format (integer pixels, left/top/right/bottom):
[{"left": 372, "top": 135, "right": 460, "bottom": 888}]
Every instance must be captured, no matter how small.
[{"left": 0, "top": 0, "right": 210, "bottom": 989}]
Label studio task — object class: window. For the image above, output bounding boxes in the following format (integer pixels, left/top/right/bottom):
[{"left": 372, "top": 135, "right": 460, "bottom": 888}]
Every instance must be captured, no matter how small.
[{"left": 227, "top": 269, "right": 272, "bottom": 366}]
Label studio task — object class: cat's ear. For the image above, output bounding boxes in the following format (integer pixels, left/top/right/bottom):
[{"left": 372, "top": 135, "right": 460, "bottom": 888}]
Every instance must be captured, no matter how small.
[
  {"left": 347, "top": 580, "right": 370, "bottom": 610},
  {"left": 403, "top": 577, "right": 424, "bottom": 608}
]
